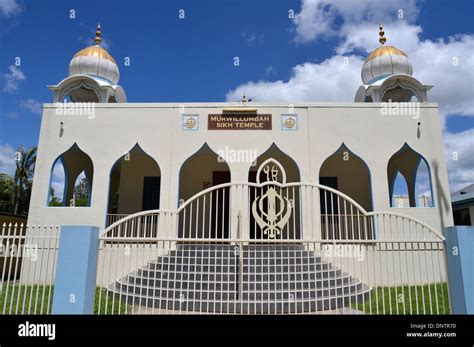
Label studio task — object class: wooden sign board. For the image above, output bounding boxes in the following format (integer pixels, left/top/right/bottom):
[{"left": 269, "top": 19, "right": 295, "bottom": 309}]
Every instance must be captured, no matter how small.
[{"left": 208, "top": 113, "right": 272, "bottom": 130}]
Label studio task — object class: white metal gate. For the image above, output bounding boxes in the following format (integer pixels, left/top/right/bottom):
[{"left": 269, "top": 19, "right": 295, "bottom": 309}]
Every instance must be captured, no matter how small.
[{"left": 95, "top": 158, "right": 449, "bottom": 314}]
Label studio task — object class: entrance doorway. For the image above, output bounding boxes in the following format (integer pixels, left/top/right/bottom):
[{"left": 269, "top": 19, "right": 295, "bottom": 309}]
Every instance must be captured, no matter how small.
[
  {"left": 248, "top": 145, "right": 301, "bottom": 240},
  {"left": 211, "top": 171, "right": 230, "bottom": 238},
  {"left": 177, "top": 143, "right": 231, "bottom": 238}
]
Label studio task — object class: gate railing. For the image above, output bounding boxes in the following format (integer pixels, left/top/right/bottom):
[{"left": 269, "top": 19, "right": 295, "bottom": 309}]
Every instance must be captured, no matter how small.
[
  {"left": 97, "top": 180, "right": 449, "bottom": 315},
  {"left": 0, "top": 223, "right": 59, "bottom": 315},
  {"left": 94, "top": 235, "right": 448, "bottom": 314},
  {"left": 102, "top": 182, "right": 376, "bottom": 241},
  {"left": 102, "top": 182, "right": 444, "bottom": 242}
]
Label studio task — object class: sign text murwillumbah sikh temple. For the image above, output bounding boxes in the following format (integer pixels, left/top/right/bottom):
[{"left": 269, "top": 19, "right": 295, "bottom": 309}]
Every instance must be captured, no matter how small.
[{"left": 208, "top": 113, "right": 272, "bottom": 130}]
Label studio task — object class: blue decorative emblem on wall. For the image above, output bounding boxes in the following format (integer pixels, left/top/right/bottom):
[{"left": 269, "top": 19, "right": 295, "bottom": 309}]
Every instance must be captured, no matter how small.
[
  {"left": 281, "top": 114, "right": 298, "bottom": 130},
  {"left": 182, "top": 114, "right": 199, "bottom": 131}
]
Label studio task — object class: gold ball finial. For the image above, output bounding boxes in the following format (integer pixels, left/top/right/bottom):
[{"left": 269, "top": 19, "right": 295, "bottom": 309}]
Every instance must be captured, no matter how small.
[
  {"left": 94, "top": 22, "right": 102, "bottom": 45},
  {"left": 379, "top": 25, "right": 387, "bottom": 45}
]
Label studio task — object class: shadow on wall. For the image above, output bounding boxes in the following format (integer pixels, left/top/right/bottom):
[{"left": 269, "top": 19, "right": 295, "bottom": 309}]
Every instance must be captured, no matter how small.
[{"left": 432, "top": 160, "right": 451, "bottom": 229}]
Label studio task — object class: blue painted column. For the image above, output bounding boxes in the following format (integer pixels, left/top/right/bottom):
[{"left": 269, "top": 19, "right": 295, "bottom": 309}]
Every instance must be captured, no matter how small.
[
  {"left": 444, "top": 226, "right": 474, "bottom": 314},
  {"left": 52, "top": 226, "right": 100, "bottom": 314}
]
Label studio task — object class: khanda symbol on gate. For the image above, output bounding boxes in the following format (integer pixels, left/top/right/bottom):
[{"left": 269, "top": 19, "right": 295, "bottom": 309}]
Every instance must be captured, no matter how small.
[{"left": 251, "top": 159, "right": 293, "bottom": 239}]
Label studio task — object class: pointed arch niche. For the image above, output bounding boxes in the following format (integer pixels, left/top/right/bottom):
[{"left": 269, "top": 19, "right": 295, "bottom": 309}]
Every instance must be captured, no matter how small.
[
  {"left": 178, "top": 143, "right": 231, "bottom": 238},
  {"left": 107, "top": 144, "right": 161, "bottom": 217},
  {"left": 248, "top": 143, "right": 301, "bottom": 239},
  {"left": 248, "top": 143, "right": 300, "bottom": 183},
  {"left": 387, "top": 144, "right": 433, "bottom": 208},
  {"left": 319, "top": 144, "right": 373, "bottom": 212},
  {"left": 47, "top": 144, "right": 93, "bottom": 207}
]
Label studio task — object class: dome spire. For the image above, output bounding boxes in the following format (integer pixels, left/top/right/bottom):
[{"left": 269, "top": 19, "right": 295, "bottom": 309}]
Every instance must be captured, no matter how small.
[
  {"left": 94, "top": 22, "right": 102, "bottom": 46},
  {"left": 379, "top": 25, "right": 386, "bottom": 45}
]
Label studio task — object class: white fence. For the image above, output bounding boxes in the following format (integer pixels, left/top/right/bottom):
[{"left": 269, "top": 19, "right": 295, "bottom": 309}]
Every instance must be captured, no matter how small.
[
  {"left": 0, "top": 161, "right": 451, "bottom": 315},
  {"left": 0, "top": 223, "right": 59, "bottom": 314},
  {"left": 96, "top": 179, "right": 450, "bottom": 314},
  {"left": 95, "top": 236, "right": 448, "bottom": 315}
]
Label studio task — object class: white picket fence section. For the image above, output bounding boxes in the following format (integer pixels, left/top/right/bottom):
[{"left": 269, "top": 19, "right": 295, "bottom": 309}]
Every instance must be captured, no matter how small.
[{"left": 0, "top": 223, "right": 59, "bottom": 314}]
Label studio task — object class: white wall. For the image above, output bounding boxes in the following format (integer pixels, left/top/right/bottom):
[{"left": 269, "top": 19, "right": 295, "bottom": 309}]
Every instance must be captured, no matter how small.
[{"left": 27, "top": 102, "right": 453, "bottom": 233}]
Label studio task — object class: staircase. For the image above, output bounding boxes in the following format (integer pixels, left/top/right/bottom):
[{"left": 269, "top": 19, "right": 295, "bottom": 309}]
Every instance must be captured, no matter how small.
[{"left": 109, "top": 244, "right": 371, "bottom": 313}]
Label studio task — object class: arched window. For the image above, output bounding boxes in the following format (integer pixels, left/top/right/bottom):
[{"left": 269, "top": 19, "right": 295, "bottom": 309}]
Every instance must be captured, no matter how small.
[
  {"left": 178, "top": 143, "right": 231, "bottom": 238},
  {"left": 382, "top": 85, "right": 421, "bottom": 102},
  {"left": 60, "top": 83, "right": 100, "bottom": 103},
  {"left": 107, "top": 144, "right": 161, "bottom": 219},
  {"left": 249, "top": 143, "right": 301, "bottom": 239},
  {"left": 48, "top": 144, "right": 93, "bottom": 207},
  {"left": 414, "top": 158, "right": 434, "bottom": 207},
  {"left": 387, "top": 144, "right": 433, "bottom": 207},
  {"left": 319, "top": 144, "right": 373, "bottom": 212},
  {"left": 249, "top": 143, "right": 300, "bottom": 182},
  {"left": 391, "top": 171, "right": 409, "bottom": 208}
]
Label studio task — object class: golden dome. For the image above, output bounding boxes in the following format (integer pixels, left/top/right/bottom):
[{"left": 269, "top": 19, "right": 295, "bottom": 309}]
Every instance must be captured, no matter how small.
[
  {"left": 72, "top": 23, "right": 116, "bottom": 64},
  {"left": 73, "top": 45, "right": 117, "bottom": 64},
  {"left": 68, "top": 23, "right": 120, "bottom": 84},
  {"left": 365, "top": 45, "right": 408, "bottom": 63},
  {"left": 361, "top": 26, "right": 412, "bottom": 84}
]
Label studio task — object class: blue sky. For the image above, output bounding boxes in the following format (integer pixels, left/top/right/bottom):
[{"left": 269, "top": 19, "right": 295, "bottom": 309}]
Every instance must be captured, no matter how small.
[{"left": 0, "top": 0, "right": 473, "bottom": 192}]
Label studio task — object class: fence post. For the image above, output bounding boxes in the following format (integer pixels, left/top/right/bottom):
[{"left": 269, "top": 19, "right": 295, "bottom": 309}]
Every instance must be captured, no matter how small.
[
  {"left": 52, "top": 225, "right": 100, "bottom": 314},
  {"left": 444, "top": 226, "right": 474, "bottom": 314}
]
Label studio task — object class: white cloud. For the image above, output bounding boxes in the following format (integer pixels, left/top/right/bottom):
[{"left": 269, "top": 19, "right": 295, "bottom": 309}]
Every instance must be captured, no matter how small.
[
  {"left": 226, "top": 54, "right": 363, "bottom": 102},
  {"left": 226, "top": 0, "right": 474, "bottom": 193},
  {"left": 335, "top": 24, "right": 474, "bottom": 124},
  {"left": 0, "top": 0, "right": 21, "bottom": 17},
  {"left": 265, "top": 65, "right": 275, "bottom": 75},
  {"left": 246, "top": 34, "right": 256, "bottom": 42},
  {"left": 228, "top": 1, "right": 474, "bottom": 120},
  {"left": 414, "top": 35, "right": 474, "bottom": 123},
  {"left": 50, "top": 162, "right": 65, "bottom": 201},
  {"left": 2, "top": 65, "right": 25, "bottom": 93},
  {"left": 241, "top": 32, "right": 264, "bottom": 45},
  {"left": 444, "top": 129, "right": 474, "bottom": 193},
  {"left": 20, "top": 98, "right": 42, "bottom": 115},
  {"left": 0, "top": 143, "right": 16, "bottom": 176},
  {"left": 336, "top": 21, "right": 422, "bottom": 55},
  {"left": 293, "top": 0, "right": 419, "bottom": 44}
]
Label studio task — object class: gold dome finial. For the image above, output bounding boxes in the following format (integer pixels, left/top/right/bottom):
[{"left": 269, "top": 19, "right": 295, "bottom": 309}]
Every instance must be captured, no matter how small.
[
  {"left": 94, "top": 22, "right": 102, "bottom": 45},
  {"left": 379, "top": 25, "right": 387, "bottom": 45}
]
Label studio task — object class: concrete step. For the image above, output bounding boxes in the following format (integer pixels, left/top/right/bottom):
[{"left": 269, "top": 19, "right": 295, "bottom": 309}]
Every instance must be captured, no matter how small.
[
  {"left": 137, "top": 267, "right": 343, "bottom": 282},
  {"left": 112, "top": 277, "right": 363, "bottom": 301},
  {"left": 167, "top": 250, "right": 316, "bottom": 258},
  {"left": 152, "top": 255, "right": 322, "bottom": 266},
  {"left": 175, "top": 244, "right": 306, "bottom": 251},
  {"left": 107, "top": 285, "right": 371, "bottom": 313},
  {"left": 107, "top": 243, "right": 371, "bottom": 313},
  {"left": 124, "top": 271, "right": 353, "bottom": 290},
  {"left": 142, "top": 261, "right": 334, "bottom": 273}
]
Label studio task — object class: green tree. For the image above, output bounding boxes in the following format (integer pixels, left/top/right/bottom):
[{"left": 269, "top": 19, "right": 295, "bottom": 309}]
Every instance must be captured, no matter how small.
[
  {"left": 13, "top": 146, "right": 37, "bottom": 215},
  {"left": 0, "top": 173, "right": 15, "bottom": 213},
  {"left": 48, "top": 186, "right": 62, "bottom": 207},
  {"left": 73, "top": 176, "right": 89, "bottom": 207}
]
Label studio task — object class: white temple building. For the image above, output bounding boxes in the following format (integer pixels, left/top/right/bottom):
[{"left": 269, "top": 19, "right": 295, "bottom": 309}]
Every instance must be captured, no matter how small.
[
  {"left": 27, "top": 24, "right": 453, "bottom": 235},
  {"left": 18, "top": 24, "right": 455, "bottom": 314}
]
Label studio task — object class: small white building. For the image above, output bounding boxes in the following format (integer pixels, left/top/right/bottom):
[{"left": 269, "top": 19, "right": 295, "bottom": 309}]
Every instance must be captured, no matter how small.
[{"left": 451, "top": 184, "right": 474, "bottom": 226}]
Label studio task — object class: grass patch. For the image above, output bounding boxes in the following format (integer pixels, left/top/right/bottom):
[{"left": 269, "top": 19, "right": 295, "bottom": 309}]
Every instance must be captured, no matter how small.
[
  {"left": 0, "top": 285, "right": 130, "bottom": 314},
  {"left": 0, "top": 284, "right": 54, "bottom": 314},
  {"left": 352, "top": 283, "right": 450, "bottom": 314},
  {"left": 94, "top": 287, "right": 131, "bottom": 314}
]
